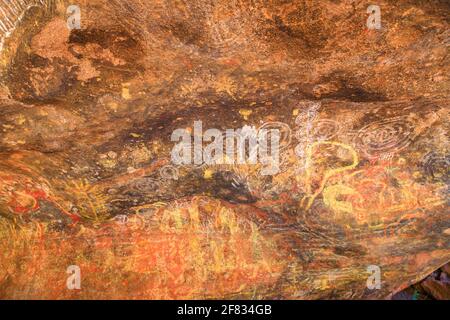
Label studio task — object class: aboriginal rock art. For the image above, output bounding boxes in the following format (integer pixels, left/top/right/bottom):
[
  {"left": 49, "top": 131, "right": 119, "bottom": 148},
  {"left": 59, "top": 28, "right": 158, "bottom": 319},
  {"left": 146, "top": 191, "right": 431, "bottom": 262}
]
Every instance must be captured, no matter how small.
[{"left": 0, "top": 0, "right": 448, "bottom": 299}]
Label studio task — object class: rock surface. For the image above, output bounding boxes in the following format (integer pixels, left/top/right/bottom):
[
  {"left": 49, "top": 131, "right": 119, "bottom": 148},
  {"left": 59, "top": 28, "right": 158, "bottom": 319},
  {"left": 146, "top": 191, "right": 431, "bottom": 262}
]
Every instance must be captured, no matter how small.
[{"left": 0, "top": 0, "right": 448, "bottom": 299}]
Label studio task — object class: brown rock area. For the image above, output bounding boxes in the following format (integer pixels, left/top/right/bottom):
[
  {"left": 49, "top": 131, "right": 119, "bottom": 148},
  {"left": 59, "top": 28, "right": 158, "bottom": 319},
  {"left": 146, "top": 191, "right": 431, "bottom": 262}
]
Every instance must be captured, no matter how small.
[{"left": 0, "top": 0, "right": 448, "bottom": 299}]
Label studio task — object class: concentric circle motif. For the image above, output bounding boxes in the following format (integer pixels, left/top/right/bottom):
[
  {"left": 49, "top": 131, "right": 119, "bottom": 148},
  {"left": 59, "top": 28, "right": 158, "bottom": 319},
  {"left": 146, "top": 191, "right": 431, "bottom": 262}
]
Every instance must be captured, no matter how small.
[
  {"left": 130, "top": 178, "right": 161, "bottom": 192},
  {"left": 312, "top": 119, "right": 341, "bottom": 141},
  {"left": 421, "top": 152, "right": 449, "bottom": 183},
  {"left": 159, "top": 165, "right": 179, "bottom": 181},
  {"left": 258, "top": 121, "right": 292, "bottom": 150},
  {"left": 354, "top": 117, "right": 415, "bottom": 159},
  {"left": 294, "top": 119, "right": 340, "bottom": 146}
]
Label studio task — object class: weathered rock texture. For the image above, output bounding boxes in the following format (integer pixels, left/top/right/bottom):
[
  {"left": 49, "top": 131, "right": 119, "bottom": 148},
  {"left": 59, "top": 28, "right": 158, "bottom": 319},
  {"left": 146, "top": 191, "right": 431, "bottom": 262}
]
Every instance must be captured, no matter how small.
[{"left": 0, "top": 0, "right": 448, "bottom": 299}]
